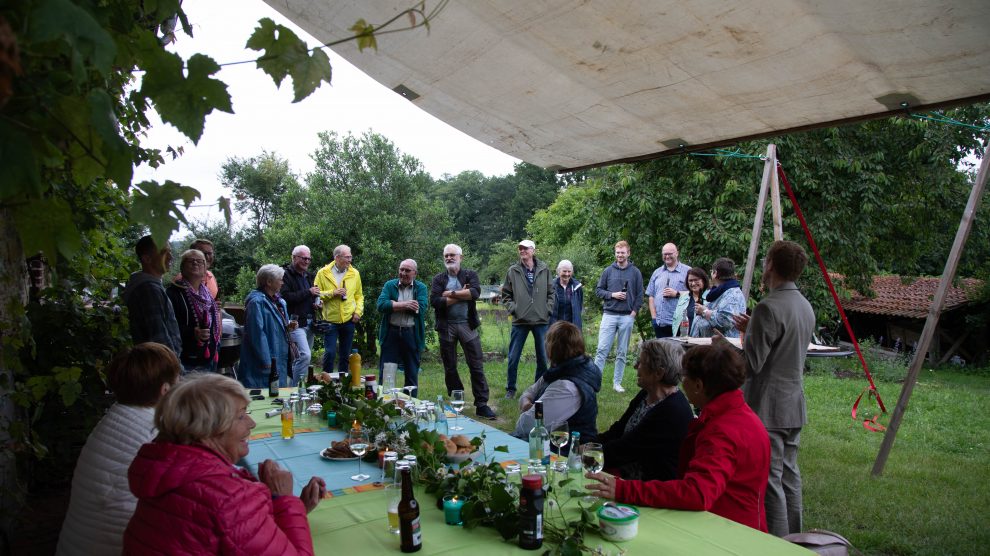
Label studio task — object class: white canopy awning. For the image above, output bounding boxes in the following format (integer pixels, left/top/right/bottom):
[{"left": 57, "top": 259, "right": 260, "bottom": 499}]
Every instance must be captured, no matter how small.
[{"left": 264, "top": 0, "right": 990, "bottom": 171}]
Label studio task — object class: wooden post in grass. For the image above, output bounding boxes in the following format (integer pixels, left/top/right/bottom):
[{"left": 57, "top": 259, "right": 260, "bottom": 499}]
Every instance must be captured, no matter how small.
[
  {"left": 872, "top": 145, "right": 989, "bottom": 476},
  {"left": 742, "top": 144, "right": 777, "bottom": 300}
]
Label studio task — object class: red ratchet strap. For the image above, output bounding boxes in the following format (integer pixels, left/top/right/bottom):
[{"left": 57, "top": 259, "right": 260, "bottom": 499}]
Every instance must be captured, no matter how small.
[{"left": 776, "top": 164, "right": 887, "bottom": 432}]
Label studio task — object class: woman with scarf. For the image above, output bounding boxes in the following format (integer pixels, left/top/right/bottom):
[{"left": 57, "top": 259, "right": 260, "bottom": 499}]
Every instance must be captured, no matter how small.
[
  {"left": 238, "top": 264, "right": 295, "bottom": 388},
  {"left": 166, "top": 250, "right": 221, "bottom": 372},
  {"left": 691, "top": 258, "right": 747, "bottom": 338}
]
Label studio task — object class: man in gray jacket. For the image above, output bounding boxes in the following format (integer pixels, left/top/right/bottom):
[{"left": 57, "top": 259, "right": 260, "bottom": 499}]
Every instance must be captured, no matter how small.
[
  {"left": 121, "top": 235, "right": 182, "bottom": 355},
  {"left": 593, "top": 240, "right": 643, "bottom": 392},
  {"left": 733, "top": 240, "right": 815, "bottom": 537},
  {"left": 501, "top": 239, "right": 555, "bottom": 398}
]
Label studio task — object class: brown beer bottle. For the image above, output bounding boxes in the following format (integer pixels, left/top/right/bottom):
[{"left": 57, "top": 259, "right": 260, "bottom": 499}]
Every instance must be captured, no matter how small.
[{"left": 398, "top": 466, "right": 422, "bottom": 552}]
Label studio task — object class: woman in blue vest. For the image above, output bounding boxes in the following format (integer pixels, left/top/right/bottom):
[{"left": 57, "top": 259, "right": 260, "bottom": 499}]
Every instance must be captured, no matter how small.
[{"left": 512, "top": 321, "right": 600, "bottom": 450}]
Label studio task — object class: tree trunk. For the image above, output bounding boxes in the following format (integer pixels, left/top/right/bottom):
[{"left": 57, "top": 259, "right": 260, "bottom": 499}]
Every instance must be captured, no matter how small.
[{"left": 0, "top": 206, "right": 28, "bottom": 550}]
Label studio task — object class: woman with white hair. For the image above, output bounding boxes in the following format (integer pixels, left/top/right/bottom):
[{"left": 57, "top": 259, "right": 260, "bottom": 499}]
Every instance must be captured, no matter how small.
[
  {"left": 548, "top": 259, "right": 584, "bottom": 331},
  {"left": 238, "top": 264, "right": 295, "bottom": 388},
  {"left": 124, "top": 374, "right": 325, "bottom": 553}
]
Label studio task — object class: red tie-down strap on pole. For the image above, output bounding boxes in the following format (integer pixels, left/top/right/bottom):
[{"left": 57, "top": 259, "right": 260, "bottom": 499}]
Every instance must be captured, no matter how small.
[{"left": 776, "top": 163, "right": 887, "bottom": 432}]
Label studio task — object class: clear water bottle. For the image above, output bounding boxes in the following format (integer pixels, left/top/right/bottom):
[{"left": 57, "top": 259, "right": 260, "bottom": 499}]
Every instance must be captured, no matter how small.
[
  {"left": 435, "top": 395, "right": 448, "bottom": 436},
  {"left": 566, "top": 431, "right": 582, "bottom": 474}
]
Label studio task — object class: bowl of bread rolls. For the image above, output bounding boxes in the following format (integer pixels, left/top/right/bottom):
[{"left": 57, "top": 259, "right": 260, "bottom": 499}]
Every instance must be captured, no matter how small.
[{"left": 439, "top": 434, "right": 480, "bottom": 463}]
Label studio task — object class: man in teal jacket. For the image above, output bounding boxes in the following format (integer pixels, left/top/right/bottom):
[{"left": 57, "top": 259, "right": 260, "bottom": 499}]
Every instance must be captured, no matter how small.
[
  {"left": 376, "top": 259, "right": 429, "bottom": 396},
  {"left": 501, "top": 239, "right": 555, "bottom": 398}
]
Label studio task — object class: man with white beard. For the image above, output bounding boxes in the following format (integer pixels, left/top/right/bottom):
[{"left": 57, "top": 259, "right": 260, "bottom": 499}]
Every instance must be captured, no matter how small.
[{"left": 430, "top": 244, "right": 497, "bottom": 420}]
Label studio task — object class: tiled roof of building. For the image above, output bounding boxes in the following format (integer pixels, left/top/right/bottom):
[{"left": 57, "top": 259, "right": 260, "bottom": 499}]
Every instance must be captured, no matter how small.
[{"left": 840, "top": 275, "right": 984, "bottom": 319}]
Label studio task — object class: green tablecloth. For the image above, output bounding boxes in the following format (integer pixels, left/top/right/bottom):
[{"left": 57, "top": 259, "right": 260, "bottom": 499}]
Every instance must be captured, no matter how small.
[
  {"left": 248, "top": 389, "right": 809, "bottom": 555},
  {"left": 308, "top": 487, "right": 809, "bottom": 555}
]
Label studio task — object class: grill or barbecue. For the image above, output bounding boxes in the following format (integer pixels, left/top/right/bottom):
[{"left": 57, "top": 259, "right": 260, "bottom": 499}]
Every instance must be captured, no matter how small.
[{"left": 218, "top": 311, "right": 242, "bottom": 376}]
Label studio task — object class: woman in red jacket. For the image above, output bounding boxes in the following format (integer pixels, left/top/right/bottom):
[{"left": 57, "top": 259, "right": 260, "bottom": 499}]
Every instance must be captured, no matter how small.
[
  {"left": 124, "top": 374, "right": 326, "bottom": 554},
  {"left": 586, "top": 340, "right": 770, "bottom": 531}
]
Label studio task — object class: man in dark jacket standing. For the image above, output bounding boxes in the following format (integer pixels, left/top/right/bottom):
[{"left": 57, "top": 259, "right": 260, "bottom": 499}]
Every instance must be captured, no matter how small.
[
  {"left": 121, "top": 235, "right": 182, "bottom": 354},
  {"left": 501, "top": 239, "right": 555, "bottom": 398},
  {"left": 593, "top": 240, "right": 643, "bottom": 393},
  {"left": 281, "top": 245, "right": 320, "bottom": 385},
  {"left": 431, "top": 244, "right": 497, "bottom": 420}
]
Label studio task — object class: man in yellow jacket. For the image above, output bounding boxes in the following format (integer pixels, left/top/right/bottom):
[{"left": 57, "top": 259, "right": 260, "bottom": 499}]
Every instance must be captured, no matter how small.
[{"left": 315, "top": 244, "right": 363, "bottom": 372}]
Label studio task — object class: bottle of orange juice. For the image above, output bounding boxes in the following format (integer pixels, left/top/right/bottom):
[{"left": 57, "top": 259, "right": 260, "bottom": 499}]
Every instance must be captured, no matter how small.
[
  {"left": 349, "top": 349, "right": 362, "bottom": 388},
  {"left": 281, "top": 400, "right": 294, "bottom": 439}
]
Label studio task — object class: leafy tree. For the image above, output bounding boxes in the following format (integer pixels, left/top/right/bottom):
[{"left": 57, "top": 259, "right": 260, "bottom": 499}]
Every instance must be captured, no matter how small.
[
  {"left": 220, "top": 151, "right": 299, "bottom": 238},
  {"left": 258, "top": 130, "right": 455, "bottom": 354},
  {"left": 430, "top": 163, "right": 567, "bottom": 267}
]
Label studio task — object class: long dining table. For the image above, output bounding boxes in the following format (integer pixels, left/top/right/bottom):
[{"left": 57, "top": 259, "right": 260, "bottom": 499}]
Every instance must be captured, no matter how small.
[{"left": 244, "top": 390, "right": 809, "bottom": 555}]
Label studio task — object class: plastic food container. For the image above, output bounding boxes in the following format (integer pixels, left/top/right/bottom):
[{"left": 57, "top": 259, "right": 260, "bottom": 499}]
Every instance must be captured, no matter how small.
[{"left": 597, "top": 503, "right": 640, "bottom": 542}]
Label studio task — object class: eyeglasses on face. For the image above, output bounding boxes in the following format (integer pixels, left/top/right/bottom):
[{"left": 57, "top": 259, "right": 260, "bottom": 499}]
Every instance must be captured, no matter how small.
[{"left": 295, "top": 255, "right": 312, "bottom": 261}]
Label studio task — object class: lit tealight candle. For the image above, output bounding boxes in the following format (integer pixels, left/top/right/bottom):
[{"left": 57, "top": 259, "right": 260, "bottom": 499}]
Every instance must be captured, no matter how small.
[{"left": 443, "top": 495, "right": 465, "bottom": 526}]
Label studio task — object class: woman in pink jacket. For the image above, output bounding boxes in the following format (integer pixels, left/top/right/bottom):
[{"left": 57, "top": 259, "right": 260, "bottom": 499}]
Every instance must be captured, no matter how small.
[
  {"left": 124, "top": 374, "right": 326, "bottom": 554},
  {"left": 586, "top": 340, "right": 770, "bottom": 532}
]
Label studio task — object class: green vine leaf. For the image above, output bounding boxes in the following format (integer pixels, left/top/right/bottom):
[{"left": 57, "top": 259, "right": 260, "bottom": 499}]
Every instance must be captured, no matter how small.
[
  {"left": 245, "top": 18, "right": 333, "bottom": 102},
  {"left": 87, "top": 89, "right": 134, "bottom": 187},
  {"left": 129, "top": 180, "right": 200, "bottom": 246},
  {"left": 28, "top": 0, "right": 116, "bottom": 78},
  {"left": 349, "top": 19, "right": 377, "bottom": 52},
  {"left": 137, "top": 32, "right": 232, "bottom": 143},
  {"left": 13, "top": 198, "right": 83, "bottom": 260}
]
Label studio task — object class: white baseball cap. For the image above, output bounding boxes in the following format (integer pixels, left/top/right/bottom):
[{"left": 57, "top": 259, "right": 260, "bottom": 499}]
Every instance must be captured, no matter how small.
[{"left": 518, "top": 239, "right": 536, "bottom": 249}]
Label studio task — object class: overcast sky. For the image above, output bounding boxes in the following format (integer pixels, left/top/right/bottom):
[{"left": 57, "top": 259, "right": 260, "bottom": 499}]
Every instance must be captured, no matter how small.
[{"left": 134, "top": 0, "right": 520, "bottom": 227}]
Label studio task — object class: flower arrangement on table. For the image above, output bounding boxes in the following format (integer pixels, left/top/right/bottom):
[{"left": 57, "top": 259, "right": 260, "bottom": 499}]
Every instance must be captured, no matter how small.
[{"left": 314, "top": 375, "right": 607, "bottom": 554}]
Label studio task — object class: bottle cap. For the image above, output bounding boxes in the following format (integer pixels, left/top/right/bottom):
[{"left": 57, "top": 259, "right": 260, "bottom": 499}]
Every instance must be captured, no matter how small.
[{"left": 521, "top": 475, "right": 543, "bottom": 490}]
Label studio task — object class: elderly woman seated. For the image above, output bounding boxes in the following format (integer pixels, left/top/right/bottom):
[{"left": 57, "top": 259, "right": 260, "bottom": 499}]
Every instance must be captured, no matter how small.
[
  {"left": 513, "top": 321, "right": 601, "bottom": 444},
  {"left": 124, "top": 374, "right": 326, "bottom": 553},
  {"left": 240, "top": 263, "right": 295, "bottom": 388},
  {"left": 57, "top": 343, "right": 182, "bottom": 556},
  {"left": 592, "top": 339, "right": 694, "bottom": 481},
  {"left": 586, "top": 341, "right": 771, "bottom": 532}
]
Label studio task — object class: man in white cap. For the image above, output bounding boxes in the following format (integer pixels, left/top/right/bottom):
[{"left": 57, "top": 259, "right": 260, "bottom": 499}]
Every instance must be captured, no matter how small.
[{"left": 500, "top": 239, "right": 555, "bottom": 398}]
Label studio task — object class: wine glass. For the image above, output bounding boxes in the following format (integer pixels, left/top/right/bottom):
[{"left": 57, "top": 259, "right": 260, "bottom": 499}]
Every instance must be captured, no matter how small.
[
  {"left": 450, "top": 390, "right": 465, "bottom": 431},
  {"left": 581, "top": 442, "right": 604, "bottom": 502},
  {"left": 550, "top": 421, "right": 569, "bottom": 456},
  {"left": 348, "top": 428, "right": 371, "bottom": 482}
]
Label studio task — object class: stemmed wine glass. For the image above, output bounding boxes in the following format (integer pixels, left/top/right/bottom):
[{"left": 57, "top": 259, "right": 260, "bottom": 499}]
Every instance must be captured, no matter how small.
[
  {"left": 450, "top": 390, "right": 465, "bottom": 431},
  {"left": 581, "top": 442, "right": 604, "bottom": 502},
  {"left": 348, "top": 428, "right": 371, "bottom": 482},
  {"left": 550, "top": 421, "right": 569, "bottom": 456}
]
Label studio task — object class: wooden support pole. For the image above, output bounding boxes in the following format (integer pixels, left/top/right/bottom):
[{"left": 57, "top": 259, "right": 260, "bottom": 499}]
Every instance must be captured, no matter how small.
[
  {"left": 872, "top": 145, "right": 989, "bottom": 476},
  {"left": 769, "top": 145, "right": 783, "bottom": 240},
  {"left": 742, "top": 145, "right": 776, "bottom": 300}
]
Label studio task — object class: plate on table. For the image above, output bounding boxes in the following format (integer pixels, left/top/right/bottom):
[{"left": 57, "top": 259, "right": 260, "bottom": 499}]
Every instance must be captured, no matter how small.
[
  {"left": 320, "top": 448, "right": 359, "bottom": 461},
  {"left": 445, "top": 451, "right": 481, "bottom": 464}
]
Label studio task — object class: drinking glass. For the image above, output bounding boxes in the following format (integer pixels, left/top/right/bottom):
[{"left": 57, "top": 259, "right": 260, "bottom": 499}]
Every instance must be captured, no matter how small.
[
  {"left": 550, "top": 421, "right": 569, "bottom": 456},
  {"left": 385, "top": 483, "right": 401, "bottom": 535},
  {"left": 349, "top": 428, "right": 371, "bottom": 481},
  {"left": 581, "top": 442, "right": 604, "bottom": 502},
  {"left": 381, "top": 362, "right": 398, "bottom": 400},
  {"left": 450, "top": 390, "right": 465, "bottom": 431},
  {"left": 550, "top": 460, "right": 569, "bottom": 493}
]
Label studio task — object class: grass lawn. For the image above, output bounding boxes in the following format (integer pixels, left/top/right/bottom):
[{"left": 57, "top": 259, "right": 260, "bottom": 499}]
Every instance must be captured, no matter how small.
[{"left": 403, "top": 305, "right": 990, "bottom": 555}]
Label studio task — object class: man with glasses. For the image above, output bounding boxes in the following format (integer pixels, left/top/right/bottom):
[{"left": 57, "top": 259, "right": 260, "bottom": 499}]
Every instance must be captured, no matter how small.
[
  {"left": 281, "top": 245, "right": 320, "bottom": 384},
  {"left": 430, "top": 244, "right": 497, "bottom": 419},
  {"left": 646, "top": 243, "right": 691, "bottom": 338},
  {"left": 174, "top": 238, "right": 219, "bottom": 299},
  {"left": 315, "top": 245, "right": 363, "bottom": 373}
]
